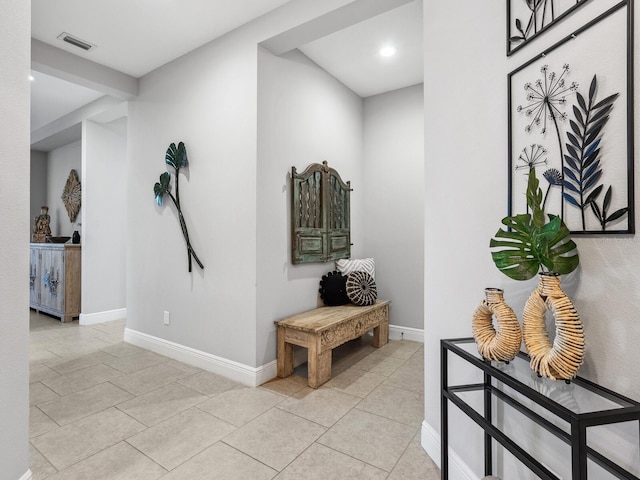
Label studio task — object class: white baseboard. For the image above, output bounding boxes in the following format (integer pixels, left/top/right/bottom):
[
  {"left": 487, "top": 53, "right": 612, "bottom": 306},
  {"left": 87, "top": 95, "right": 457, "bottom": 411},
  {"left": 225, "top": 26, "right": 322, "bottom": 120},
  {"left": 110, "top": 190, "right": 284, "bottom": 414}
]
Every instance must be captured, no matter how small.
[
  {"left": 124, "top": 328, "right": 276, "bottom": 387},
  {"left": 80, "top": 308, "right": 127, "bottom": 326},
  {"left": 18, "top": 469, "right": 33, "bottom": 480},
  {"left": 389, "top": 324, "right": 423, "bottom": 342},
  {"left": 422, "top": 420, "right": 479, "bottom": 480},
  {"left": 364, "top": 325, "right": 424, "bottom": 342},
  {"left": 421, "top": 420, "right": 442, "bottom": 468},
  {"left": 122, "top": 324, "right": 422, "bottom": 388}
]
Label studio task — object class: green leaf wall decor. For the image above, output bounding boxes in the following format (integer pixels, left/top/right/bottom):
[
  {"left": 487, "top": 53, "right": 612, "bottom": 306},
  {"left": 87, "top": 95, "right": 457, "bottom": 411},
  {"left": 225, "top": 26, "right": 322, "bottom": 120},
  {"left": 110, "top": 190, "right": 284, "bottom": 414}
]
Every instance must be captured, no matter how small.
[{"left": 153, "top": 141, "right": 204, "bottom": 272}]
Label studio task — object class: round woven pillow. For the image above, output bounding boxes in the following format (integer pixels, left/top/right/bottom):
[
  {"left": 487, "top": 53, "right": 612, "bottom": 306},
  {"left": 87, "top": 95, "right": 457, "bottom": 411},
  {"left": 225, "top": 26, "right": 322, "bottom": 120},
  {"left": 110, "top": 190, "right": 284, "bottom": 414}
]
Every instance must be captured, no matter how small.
[{"left": 346, "top": 271, "right": 377, "bottom": 306}]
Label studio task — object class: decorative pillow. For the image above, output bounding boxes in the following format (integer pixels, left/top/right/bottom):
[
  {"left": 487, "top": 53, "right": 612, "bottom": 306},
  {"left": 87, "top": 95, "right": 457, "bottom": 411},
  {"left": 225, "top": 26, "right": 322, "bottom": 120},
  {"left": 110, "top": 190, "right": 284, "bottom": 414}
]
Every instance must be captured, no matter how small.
[
  {"left": 319, "top": 271, "right": 349, "bottom": 306},
  {"left": 346, "top": 271, "right": 377, "bottom": 306},
  {"left": 336, "top": 257, "right": 375, "bottom": 279}
]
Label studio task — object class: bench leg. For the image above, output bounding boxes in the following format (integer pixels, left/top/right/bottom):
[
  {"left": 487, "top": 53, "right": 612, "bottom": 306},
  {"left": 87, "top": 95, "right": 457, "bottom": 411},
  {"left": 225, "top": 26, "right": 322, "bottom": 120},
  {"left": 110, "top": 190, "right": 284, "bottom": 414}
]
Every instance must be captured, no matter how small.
[
  {"left": 308, "top": 336, "right": 331, "bottom": 388},
  {"left": 373, "top": 317, "right": 389, "bottom": 347},
  {"left": 277, "top": 326, "right": 294, "bottom": 378}
]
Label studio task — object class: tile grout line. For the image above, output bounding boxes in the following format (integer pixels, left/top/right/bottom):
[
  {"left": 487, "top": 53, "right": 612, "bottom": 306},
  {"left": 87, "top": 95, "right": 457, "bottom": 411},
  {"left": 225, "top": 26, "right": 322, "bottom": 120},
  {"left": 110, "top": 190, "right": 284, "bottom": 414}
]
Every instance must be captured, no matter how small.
[
  {"left": 28, "top": 439, "right": 60, "bottom": 478},
  {"left": 219, "top": 439, "right": 281, "bottom": 476},
  {"left": 311, "top": 442, "right": 392, "bottom": 477},
  {"left": 123, "top": 439, "right": 169, "bottom": 474}
]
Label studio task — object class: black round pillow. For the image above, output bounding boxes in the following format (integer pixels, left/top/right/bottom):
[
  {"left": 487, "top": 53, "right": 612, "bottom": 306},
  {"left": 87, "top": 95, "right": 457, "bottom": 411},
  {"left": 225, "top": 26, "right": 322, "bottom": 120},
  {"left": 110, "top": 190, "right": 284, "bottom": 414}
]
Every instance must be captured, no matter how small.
[
  {"left": 319, "top": 271, "right": 349, "bottom": 306},
  {"left": 346, "top": 271, "right": 377, "bottom": 306}
]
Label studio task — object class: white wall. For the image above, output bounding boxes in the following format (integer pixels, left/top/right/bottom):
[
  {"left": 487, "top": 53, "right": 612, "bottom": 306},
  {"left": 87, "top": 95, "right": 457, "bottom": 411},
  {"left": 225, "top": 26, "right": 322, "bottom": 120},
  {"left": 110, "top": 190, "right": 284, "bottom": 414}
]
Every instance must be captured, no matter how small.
[
  {"left": 30, "top": 150, "right": 48, "bottom": 238},
  {"left": 422, "top": 4, "right": 506, "bottom": 473},
  {"left": 81, "top": 119, "right": 127, "bottom": 317},
  {"left": 0, "top": 0, "right": 30, "bottom": 477},
  {"left": 363, "top": 84, "right": 424, "bottom": 331},
  {"left": 423, "top": 1, "right": 640, "bottom": 478},
  {"left": 46, "top": 140, "right": 81, "bottom": 236},
  {"left": 126, "top": 1, "right": 354, "bottom": 369},
  {"left": 255, "top": 47, "right": 364, "bottom": 366},
  {"left": 127, "top": 27, "right": 260, "bottom": 368}
]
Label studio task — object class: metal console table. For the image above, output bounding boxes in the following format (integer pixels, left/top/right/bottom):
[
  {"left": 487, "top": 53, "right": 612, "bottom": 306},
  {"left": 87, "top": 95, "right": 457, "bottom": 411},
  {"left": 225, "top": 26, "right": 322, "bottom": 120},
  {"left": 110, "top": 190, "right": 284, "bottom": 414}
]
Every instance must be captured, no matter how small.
[{"left": 441, "top": 338, "right": 640, "bottom": 479}]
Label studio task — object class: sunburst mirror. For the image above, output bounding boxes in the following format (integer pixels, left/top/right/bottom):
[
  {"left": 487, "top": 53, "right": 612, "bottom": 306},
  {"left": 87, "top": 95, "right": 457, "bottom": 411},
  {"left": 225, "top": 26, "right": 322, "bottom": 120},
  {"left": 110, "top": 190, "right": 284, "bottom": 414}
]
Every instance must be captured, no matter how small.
[{"left": 61, "top": 169, "right": 81, "bottom": 223}]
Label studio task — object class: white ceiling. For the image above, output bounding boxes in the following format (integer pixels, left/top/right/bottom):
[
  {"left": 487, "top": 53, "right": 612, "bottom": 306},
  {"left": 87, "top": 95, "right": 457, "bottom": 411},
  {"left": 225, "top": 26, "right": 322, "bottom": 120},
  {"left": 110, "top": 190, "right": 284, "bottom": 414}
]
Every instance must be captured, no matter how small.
[
  {"left": 30, "top": 0, "right": 423, "bottom": 145},
  {"left": 31, "top": 0, "right": 294, "bottom": 78},
  {"left": 299, "top": 1, "right": 423, "bottom": 98},
  {"left": 30, "top": 70, "right": 103, "bottom": 131}
]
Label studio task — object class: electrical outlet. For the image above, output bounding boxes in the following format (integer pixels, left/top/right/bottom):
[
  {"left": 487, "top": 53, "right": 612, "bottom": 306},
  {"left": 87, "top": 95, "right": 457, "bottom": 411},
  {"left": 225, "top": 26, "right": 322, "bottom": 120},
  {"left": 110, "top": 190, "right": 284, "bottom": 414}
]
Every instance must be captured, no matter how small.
[{"left": 163, "top": 311, "right": 170, "bottom": 325}]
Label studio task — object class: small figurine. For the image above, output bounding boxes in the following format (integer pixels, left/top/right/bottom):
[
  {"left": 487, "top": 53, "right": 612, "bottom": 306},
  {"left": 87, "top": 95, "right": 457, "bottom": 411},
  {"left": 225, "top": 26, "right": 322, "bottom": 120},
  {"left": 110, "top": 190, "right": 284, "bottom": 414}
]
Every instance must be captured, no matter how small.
[{"left": 33, "top": 205, "right": 51, "bottom": 243}]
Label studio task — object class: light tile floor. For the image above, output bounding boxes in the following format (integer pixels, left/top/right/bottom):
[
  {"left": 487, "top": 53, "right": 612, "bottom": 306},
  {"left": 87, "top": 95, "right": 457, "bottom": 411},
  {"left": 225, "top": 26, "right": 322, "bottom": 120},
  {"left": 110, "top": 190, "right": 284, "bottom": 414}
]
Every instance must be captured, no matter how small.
[{"left": 29, "top": 310, "right": 440, "bottom": 479}]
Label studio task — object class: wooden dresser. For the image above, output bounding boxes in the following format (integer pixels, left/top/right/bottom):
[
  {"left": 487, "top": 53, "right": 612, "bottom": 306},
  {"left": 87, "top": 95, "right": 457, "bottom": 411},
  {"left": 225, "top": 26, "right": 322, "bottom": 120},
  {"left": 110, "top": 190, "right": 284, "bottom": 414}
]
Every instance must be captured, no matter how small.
[{"left": 29, "top": 243, "right": 81, "bottom": 322}]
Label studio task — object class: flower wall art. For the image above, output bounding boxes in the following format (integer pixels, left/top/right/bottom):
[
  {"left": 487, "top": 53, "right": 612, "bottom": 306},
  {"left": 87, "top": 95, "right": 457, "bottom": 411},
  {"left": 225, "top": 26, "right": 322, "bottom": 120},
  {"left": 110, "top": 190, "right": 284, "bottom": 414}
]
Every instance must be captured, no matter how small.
[{"left": 508, "top": 0, "right": 634, "bottom": 234}]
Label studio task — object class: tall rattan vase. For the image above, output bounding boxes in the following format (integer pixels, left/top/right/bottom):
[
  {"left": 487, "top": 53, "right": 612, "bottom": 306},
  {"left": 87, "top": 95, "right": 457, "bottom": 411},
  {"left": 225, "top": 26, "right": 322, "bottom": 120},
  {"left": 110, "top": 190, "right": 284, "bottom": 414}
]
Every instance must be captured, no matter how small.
[
  {"left": 523, "top": 273, "right": 585, "bottom": 381},
  {"left": 472, "top": 288, "right": 522, "bottom": 362}
]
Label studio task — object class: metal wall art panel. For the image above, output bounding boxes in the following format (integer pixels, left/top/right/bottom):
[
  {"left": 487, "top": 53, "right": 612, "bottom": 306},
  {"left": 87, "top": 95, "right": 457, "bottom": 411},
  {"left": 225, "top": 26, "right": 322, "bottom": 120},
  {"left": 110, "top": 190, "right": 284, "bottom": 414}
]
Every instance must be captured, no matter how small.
[
  {"left": 507, "top": 0, "right": 592, "bottom": 55},
  {"left": 508, "top": 0, "right": 634, "bottom": 234}
]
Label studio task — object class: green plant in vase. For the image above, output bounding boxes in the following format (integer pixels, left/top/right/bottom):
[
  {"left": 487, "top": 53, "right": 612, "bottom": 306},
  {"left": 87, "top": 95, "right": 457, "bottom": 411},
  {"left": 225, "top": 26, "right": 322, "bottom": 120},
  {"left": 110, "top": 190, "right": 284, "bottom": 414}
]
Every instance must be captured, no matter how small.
[
  {"left": 490, "top": 167, "right": 578, "bottom": 280},
  {"left": 490, "top": 167, "right": 583, "bottom": 381}
]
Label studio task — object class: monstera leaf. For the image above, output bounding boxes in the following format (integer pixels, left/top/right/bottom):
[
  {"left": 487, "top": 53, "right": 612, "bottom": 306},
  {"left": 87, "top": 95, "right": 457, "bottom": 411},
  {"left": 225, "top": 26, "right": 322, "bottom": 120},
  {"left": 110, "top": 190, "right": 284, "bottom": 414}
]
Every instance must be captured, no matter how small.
[
  {"left": 165, "top": 142, "right": 188, "bottom": 170},
  {"left": 154, "top": 172, "right": 171, "bottom": 206},
  {"left": 490, "top": 168, "right": 579, "bottom": 280}
]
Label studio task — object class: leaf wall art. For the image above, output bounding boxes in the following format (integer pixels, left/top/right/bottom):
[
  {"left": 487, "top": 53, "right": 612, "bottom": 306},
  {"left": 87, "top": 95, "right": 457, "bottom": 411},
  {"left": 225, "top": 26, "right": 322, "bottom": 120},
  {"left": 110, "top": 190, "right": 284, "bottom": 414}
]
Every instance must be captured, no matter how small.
[
  {"left": 508, "top": 1, "right": 634, "bottom": 234},
  {"left": 507, "top": 0, "right": 591, "bottom": 55},
  {"left": 153, "top": 141, "right": 204, "bottom": 272}
]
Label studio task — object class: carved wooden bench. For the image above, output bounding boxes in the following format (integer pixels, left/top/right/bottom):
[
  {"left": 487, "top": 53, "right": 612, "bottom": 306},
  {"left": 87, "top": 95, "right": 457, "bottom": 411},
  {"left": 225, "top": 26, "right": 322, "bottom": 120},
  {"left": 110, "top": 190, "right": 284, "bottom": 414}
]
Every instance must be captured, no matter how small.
[{"left": 275, "top": 300, "right": 390, "bottom": 388}]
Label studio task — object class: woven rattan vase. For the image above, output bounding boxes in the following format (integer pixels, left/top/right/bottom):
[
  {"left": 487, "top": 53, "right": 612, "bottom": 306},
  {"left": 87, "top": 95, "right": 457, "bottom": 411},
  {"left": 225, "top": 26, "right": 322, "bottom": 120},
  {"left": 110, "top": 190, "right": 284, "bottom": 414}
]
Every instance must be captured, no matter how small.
[
  {"left": 523, "top": 273, "right": 585, "bottom": 381},
  {"left": 472, "top": 288, "right": 522, "bottom": 362}
]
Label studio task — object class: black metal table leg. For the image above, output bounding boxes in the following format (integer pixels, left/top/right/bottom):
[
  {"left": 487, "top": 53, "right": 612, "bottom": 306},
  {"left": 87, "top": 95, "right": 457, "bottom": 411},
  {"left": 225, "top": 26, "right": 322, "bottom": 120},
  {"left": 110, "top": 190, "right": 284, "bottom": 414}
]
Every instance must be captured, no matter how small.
[
  {"left": 441, "top": 342, "right": 449, "bottom": 480},
  {"left": 571, "top": 419, "right": 587, "bottom": 479},
  {"left": 484, "top": 369, "right": 493, "bottom": 477}
]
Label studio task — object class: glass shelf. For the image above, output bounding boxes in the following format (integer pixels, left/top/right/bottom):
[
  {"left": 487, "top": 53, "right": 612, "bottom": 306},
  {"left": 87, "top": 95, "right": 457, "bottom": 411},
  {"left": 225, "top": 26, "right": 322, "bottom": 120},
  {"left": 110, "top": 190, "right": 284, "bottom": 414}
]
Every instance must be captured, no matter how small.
[
  {"left": 441, "top": 338, "right": 640, "bottom": 480},
  {"left": 454, "top": 339, "right": 634, "bottom": 414}
]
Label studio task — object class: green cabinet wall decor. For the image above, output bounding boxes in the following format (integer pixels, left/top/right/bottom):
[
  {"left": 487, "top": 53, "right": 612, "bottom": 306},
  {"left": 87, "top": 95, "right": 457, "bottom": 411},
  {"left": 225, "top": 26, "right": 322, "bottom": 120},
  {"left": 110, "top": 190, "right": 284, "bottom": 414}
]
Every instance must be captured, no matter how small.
[{"left": 291, "top": 161, "right": 351, "bottom": 264}]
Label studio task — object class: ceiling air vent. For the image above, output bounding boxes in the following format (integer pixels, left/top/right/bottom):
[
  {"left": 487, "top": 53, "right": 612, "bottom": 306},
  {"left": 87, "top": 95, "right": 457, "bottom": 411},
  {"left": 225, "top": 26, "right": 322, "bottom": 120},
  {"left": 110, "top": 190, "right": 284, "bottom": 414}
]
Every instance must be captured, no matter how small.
[{"left": 57, "top": 32, "right": 96, "bottom": 52}]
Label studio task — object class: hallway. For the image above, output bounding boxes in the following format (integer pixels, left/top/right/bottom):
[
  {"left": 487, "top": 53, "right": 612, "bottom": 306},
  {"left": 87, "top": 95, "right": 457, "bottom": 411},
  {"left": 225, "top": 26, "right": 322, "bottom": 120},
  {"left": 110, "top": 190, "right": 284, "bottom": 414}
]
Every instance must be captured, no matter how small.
[{"left": 29, "top": 311, "right": 438, "bottom": 479}]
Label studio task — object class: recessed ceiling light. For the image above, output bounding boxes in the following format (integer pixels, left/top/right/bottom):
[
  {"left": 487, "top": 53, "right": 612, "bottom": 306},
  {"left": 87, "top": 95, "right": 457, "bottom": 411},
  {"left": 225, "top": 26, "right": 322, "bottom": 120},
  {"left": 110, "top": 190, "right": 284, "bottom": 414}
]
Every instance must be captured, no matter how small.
[
  {"left": 379, "top": 46, "right": 396, "bottom": 57},
  {"left": 29, "top": 75, "right": 35, "bottom": 81}
]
